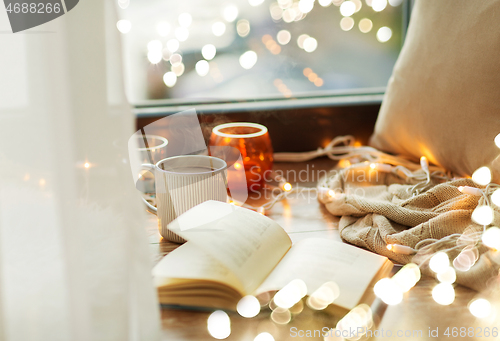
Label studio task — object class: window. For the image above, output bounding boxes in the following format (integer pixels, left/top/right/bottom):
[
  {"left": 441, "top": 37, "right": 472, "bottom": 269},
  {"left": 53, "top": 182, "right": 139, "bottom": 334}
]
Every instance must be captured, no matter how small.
[{"left": 118, "top": 0, "right": 409, "bottom": 111}]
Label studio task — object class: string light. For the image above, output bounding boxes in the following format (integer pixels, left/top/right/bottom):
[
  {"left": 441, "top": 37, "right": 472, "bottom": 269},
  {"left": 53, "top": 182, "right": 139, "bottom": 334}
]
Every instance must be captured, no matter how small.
[
  {"left": 491, "top": 189, "right": 500, "bottom": 207},
  {"left": 207, "top": 311, "right": 231, "bottom": 339},
  {"left": 468, "top": 298, "right": 492, "bottom": 318},
  {"left": 373, "top": 278, "right": 403, "bottom": 305},
  {"left": 432, "top": 283, "right": 455, "bottom": 305},
  {"left": 495, "top": 133, "right": 500, "bottom": 149},
  {"left": 236, "top": 295, "right": 261, "bottom": 318},
  {"left": 458, "top": 186, "right": 483, "bottom": 196},
  {"left": 471, "top": 205, "right": 494, "bottom": 226},
  {"left": 481, "top": 227, "right": 500, "bottom": 250},
  {"left": 273, "top": 279, "right": 307, "bottom": 309},
  {"left": 437, "top": 266, "right": 456, "bottom": 284},
  {"left": 391, "top": 263, "right": 421, "bottom": 292},
  {"left": 386, "top": 244, "right": 416, "bottom": 255},
  {"left": 472, "top": 166, "right": 492, "bottom": 186},
  {"left": 429, "top": 252, "right": 449, "bottom": 274},
  {"left": 84, "top": 162, "right": 90, "bottom": 169}
]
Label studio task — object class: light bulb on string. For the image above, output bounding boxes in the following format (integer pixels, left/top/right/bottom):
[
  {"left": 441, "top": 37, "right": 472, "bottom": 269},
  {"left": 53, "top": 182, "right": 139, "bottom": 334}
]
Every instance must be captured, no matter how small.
[
  {"left": 471, "top": 206, "right": 494, "bottom": 226},
  {"left": 472, "top": 166, "right": 491, "bottom": 186}
]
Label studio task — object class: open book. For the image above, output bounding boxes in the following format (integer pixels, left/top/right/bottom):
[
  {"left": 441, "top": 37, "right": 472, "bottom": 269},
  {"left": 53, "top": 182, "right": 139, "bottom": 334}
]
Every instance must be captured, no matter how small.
[{"left": 153, "top": 201, "right": 393, "bottom": 312}]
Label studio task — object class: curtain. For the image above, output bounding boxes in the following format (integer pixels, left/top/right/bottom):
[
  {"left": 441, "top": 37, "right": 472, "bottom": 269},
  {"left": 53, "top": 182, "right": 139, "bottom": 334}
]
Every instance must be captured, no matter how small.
[{"left": 0, "top": 1, "right": 160, "bottom": 340}]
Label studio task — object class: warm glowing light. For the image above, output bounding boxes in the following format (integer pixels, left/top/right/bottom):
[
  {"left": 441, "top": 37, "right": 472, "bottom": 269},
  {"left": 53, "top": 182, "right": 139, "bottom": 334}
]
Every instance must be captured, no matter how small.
[
  {"left": 270, "top": 3, "right": 283, "bottom": 20},
  {"left": 163, "top": 72, "right": 177, "bottom": 87},
  {"left": 156, "top": 21, "right": 170, "bottom": 36},
  {"left": 374, "top": 278, "right": 403, "bottom": 305},
  {"left": 471, "top": 205, "right": 494, "bottom": 226},
  {"left": 237, "top": 295, "right": 261, "bottom": 318},
  {"left": 389, "top": 0, "right": 402, "bottom": 5},
  {"left": 147, "top": 40, "right": 162, "bottom": 52},
  {"left": 376, "top": 26, "right": 392, "bottom": 42},
  {"left": 370, "top": 163, "right": 376, "bottom": 170},
  {"left": 495, "top": 133, "right": 500, "bottom": 149},
  {"left": 352, "top": 0, "right": 362, "bottom": 11},
  {"left": 171, "top": 63, "right": 185, "bottom": 76},
  {"left": 492, "top": 189, "right": 500, "bottom": 207},
  {"left": 472, "top": 166, "right": 492, "bottom": 186},
  {"left": 270, "top": 307, "right": 292, "bottom": 324},
  {"left": 237, "top": 19, "right": 250, "bottom": 37},
  {"left": 283, "top": 183, "right": 292, "bottom": 191},
  {"left": 117, "top": 0, "right": 129, "bottom": 9},
  {"left": 254, "top": 332, "right": 275, "bottom": 341},
  {"left": 391, "top": 263, "right": 421, "bottom": 292},
  {"left": 39, "top": 178, "right": 46, "bottom": 187},
  {"left": 201, "top": 44, "right": 217, "bottom": 60},
  {"left": 336, "top": 304, "right": 373, "bottom": 337},
  {"left": 338, "top": 159, "right": 351, "bottom": 168},
  {"left": 482, "top": 227, "right": 500, "bottom": 250},
  {"left": 257, "top": 207, "right": 266, "bottom": 215},
  {"left": 147, "top": 50, "right": 162, "bottom": 64},
  {"left": 249, "top": 0, "right": 265, "bottom": 6},
  {"left": 437, "top": 267, "right": 456, "bottom": 284},
  {"left": 169, "top": 53, "right": 182, "bottom": 66},
  {"left": 458, "top": 186, "right": 483, "bottom": 196},
  {"left": 319, "top": 0, "right": 332, "bottom": 6},
  {"left": 239, "top": 51, "right": 258, "bottom": 69},
  {"left": 223, "top": 5, "right": 239, "bottom": 22},
  {"left": 212, "top": 22, "right": 227, "bottom": 36},
  {"left": 273, "top": 279, "right": 307, "bottom": 308},
  {"left": 340, "top": 17, "right": 354, "bottom": 31},
  {"left": 432, "top": 283, "right": 455, "bottom": 305},
  {"left": 358, "top": 18, "right": 373, "bottom": 33},
  {"left": 328, "top": 189, "right": 335, "bottom": 197},
  {"left": 453, "top": 247, "right": 477, "bottom": 272},
  {"left": 175, "top": 27, "right": 189, "bottom": 42},
  {"left": 178, "top": 13, "right": 192, "bottom": 28},
  {"left": 469, "top": 298, "right": 492, "bottom": 318},
  {"left": 195, "top": 60, "right": 210, "bottom": 76},
  {"left": 306, "top": 282, "right": 340, "bottom": 310},
  {"left": 303, "top": 37, "right": 318, "bottom": 52},
  {"left": 371, "top": 0, "right": 387, "bottom": 11},
  {"left": 166, "top": 39, "right": 179, "bottom": 53},
  {"left": 340, "top": 1, "right": 356, "bottom": 16},
  {"left": 297, "top": 34, "right": 309, "bottom": 49},
  {"left": 84, "top": 162, "right": 90, "bottom": 169},
  {"left": 298, "top": 0, "right": 314, "bottom": 13},
  {"left": 207, "top": 310, "right": 231, "bottom": 339},
  {"left": 277, "top": 30, "right": 292, "bottom": 45},
  {"left": 116, "top": 20, "right": 131, "bottom": 34},
  {"left": 429, "top": 252, "right": 450, "bottom": 274}
]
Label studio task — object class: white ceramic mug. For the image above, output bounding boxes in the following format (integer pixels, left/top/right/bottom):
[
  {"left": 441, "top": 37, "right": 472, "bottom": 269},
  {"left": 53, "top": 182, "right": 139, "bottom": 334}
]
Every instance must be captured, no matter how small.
[{"left": 141, "top": 155, "right": 228, "bottom": 243}]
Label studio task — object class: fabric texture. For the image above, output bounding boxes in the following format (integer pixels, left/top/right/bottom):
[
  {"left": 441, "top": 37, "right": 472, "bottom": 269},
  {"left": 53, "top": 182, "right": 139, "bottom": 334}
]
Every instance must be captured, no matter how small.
[
  {"left": 319, "top": 165, "right": 500, "bottom": 292},
  {"left": 369, "top": 0, "right": 500, "bottom": 182}
]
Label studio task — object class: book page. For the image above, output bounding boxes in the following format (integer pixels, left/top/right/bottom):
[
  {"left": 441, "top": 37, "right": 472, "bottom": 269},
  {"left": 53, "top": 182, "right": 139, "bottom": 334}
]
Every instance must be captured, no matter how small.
[
  {"left": 256, "top": 238, "right": 392, "bottom": 310},
  {"left": 152, "top": 242, "right": 246, "bottom": 295},
  {"left": 167, "top": 201, "right": 292, "bottom": 294}
]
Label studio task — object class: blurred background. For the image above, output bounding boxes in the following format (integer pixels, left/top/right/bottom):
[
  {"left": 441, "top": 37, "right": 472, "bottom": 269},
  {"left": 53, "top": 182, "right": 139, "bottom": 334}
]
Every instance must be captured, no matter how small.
[{"left": 117, "top": 0, "right": 406, "bottom": 103}]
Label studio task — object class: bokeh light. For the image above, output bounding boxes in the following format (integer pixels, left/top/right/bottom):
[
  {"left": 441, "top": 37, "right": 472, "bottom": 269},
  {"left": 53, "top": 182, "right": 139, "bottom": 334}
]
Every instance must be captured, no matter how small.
[
  {"left": 169, "top": 53, "right": 182, "bottom": 66},
  {"left": 319, "top": 0, "right": 332, "bottom": 6},
  {"left": 340, "top": 17, "right": 355, "bottom": 31},
  {"left": 374, "top": 278, "right": 403, "bottom": 305},
  {"left": 495, "top": 133, "right": 500, "bottom": 149},
  {"left": 147, "top": 50, "right": 162, "bottom": 64},
  {"left": 166, "top": 39, "right": 179, "bottom": 53},
  {"left": 239, "top": 51, "right": 258, "bottom": 69},
  {"left": 297, "top": 34, "right": 310, "bottom": 49},
  {"left": 358, "top": 18, "right": 373, "bottom": 33},
  {"left": 223, "top": 5, "right": 239, "bottom": 22},
  {"left": 437, "top": 266, "right": 456, "bottom": 284},
  {"left": 391, "top": 263, "right": 421, "bottom": 292},
  {"left": 207, "top": 310, "right": 231, "bottom": 339},
  {"left": 116, "top": 20, "right": 131, "bottom": 34},
  {"left": 371, "top": 0, "right": 387, "bottom": 11},
  {"left": 156, "top": 21, "right": 170, "bottom": 36},
  {"left": 236, "top": 295, "right": 261, "bottom": 318},
  {"left": 273, "top": 279, "right": 307, "bottom": 308},
  {"left": 171, "top": 63, "right": 185, "bottom": 76},
  {"left": 254, "top": 332, "right": 275, "bottom": 341},
  {"left": 376, "top": 26, "right": 392, "bottom": 42},
  {"left": 236, "top": 19, "right": 250, "bottom": 37},
  {"left": 432, "top": 283, "right": 455, "bottom": 305},
  {"left": 472, "top": 166, "right": 492, "bottom": 186},
  {"left": 195, "top": 60, "right": 210, "bottom": 76},
  {"left": 249, "top": 0, "right": 265, "bottom": 6},
  {"left": 212, "top": 22, "right": 227, "bottom": 36},
  {"left": 178, "top": 13, "right": 192, "bottom": 28},
  {"left": 277, "top": 30, "right": 292, "bottom": 45},
  {"left": 175, "top": 27, "right": 189, "bottom": 42},
  {"left": 469, "top": 298, "right": 492, "bottom": 318},
  {"left": 163, "top": 72, "right": 177, "bottom": 87},
  {"left": 202, "top": 44, "right": 217, "bottom": 60},
  {"left": 491, "top": 189, "right": 500, "bottom": 207},
  {"left": 298, "top": 0, "right": 314, "bottom": 13},
  {"left": 429, "top": 252, "right": 450, "bottom": 274},
  {"left": 303, "top": 37, "right": 318, "bottom": 52},
  {"left": 340, "top": 1, "right": 356, "bottom": 16},
  {"left": 471, "top": 205, "right": 494, "bottom": 226},
  {"left": 482, "top": 227, "right": 500, "bottom": 250}
]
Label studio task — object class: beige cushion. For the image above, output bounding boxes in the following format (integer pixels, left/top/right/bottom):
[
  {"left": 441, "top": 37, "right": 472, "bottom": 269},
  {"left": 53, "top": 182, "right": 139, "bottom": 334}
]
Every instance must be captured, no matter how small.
[{"left": 370, "top": 0, "right": 500, "bottom": 183}]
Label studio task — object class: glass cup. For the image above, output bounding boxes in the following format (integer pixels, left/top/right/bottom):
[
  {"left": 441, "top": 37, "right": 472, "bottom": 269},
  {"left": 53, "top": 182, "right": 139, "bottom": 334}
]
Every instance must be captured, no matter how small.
[
  {"left": 209, "top": 122, "right": 273, "bottom": 191},
  {"left": 133, "top": 134, "right": 168, "bottom": 193}
]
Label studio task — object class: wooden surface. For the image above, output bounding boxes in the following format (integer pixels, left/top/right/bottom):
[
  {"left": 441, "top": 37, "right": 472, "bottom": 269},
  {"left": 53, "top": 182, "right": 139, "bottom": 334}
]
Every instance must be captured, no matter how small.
[{"left": 145, "top": 159, "right": 500, "bottom": 341}]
